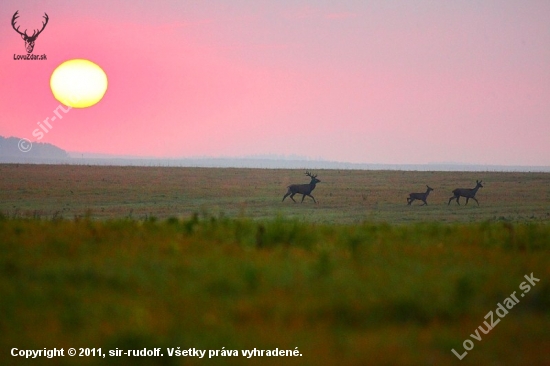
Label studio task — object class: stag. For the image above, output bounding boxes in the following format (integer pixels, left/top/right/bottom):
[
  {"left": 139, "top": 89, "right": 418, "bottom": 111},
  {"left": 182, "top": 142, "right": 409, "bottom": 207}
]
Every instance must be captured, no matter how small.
[
  {"left": 407, "top": 185, "right": 434, "bottom": 206},
  {"left": 448, "top": 180, "right": 483, "bottom": 206},
  {"left": 282, "top": 171, "right": 321, "bottom": 203},
  {"left": 12, "top": 11, "right": 49, "bottom": 54}
]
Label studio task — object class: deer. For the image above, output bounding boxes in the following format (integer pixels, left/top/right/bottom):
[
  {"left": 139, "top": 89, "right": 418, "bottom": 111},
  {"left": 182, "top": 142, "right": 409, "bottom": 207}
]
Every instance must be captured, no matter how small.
[
  {"left": 282, "top": 171, "right": 321, "bottom": 203},
  {"left": 448, "top": 180, "right": 484, "bottom": 206},
  {"left": 407, "top": 185, "right": 434, "bottom": 206},
  {"left": 12, "top": 11, "right": 49, "bottom": 54}
]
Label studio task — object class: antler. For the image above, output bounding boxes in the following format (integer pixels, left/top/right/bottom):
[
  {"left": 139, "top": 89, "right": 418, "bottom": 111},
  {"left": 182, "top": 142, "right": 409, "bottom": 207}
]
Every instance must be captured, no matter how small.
[
  {"left": 33, "top": 13, "right": 49, "bottom": 38},
  {"left": 305, "top": 171, "right": 317, "bottom": 178},
  {"left": 11, "top": 11, "right": 48, "bottom": 39},
  {"left": 11, "top": 11, "right": 26, "bottom": 37}
]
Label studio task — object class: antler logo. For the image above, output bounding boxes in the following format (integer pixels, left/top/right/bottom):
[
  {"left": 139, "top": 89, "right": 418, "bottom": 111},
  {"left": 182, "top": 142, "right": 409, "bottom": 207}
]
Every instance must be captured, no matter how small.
[{"left": 11, "top": 10, "right": 49, "bottom": 54}]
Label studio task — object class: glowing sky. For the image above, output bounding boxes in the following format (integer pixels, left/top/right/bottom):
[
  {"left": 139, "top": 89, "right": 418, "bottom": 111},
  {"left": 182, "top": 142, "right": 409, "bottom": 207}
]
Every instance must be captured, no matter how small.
[{"left": 1, "top": 1, "right": 549, "bottom": 165}]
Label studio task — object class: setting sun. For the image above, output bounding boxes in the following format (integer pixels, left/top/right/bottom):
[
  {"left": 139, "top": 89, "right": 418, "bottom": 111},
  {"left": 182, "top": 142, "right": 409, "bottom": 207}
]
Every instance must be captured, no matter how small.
[{"left": 50, "top": 59, "right": 108, "bottom": 108}]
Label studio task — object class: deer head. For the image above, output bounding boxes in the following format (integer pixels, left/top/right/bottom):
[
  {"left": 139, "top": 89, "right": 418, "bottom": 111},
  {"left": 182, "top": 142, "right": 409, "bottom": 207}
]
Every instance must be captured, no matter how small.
[
  {"left": 305, "top": 171, "right": 321, "bottom": 184},
  {"left": 12, "top": 11, "right": 49, "bottom": 54},
  {"left": 427, "top": 185, "right": 434, "bottom": 192},
  {"left": 476, "top": 180, "right": 483, "bottom": 188}
]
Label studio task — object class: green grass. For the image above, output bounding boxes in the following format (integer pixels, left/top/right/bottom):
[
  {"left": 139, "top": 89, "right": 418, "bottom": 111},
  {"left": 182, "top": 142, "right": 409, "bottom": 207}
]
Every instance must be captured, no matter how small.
[
  {"left": 0, "top": 164, "right": 549, "bottom": 224},
  {"left": 1, "top": 215, "right": 549, "bottom": 365},
  {"left": 1, "top": 165, "right": 549, "bottom": 365}
]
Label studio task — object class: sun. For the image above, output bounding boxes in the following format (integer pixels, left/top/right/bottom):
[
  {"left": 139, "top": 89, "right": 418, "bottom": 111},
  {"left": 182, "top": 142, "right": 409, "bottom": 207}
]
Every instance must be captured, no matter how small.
[{"left": 50, "top": 59, "right": 108, "bottom": 108}]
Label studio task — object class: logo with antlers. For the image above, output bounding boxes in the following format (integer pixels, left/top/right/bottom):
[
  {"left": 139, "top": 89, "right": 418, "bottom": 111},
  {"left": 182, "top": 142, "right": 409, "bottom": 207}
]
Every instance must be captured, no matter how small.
[{"left": 11, "top": 11, "right": 49, "bottom": 54}]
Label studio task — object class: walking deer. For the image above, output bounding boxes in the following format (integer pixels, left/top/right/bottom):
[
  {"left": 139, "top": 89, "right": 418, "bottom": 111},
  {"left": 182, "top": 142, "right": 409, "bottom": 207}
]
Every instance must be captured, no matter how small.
[
  {"left": 282, "top": 171, "right": 321, "bottom": 203},
  {"left": 448, "top": 180, "right": 483, "bottom": 206},
  {"left": 407, "top": 185, "right": 434, "bottom": 206}
]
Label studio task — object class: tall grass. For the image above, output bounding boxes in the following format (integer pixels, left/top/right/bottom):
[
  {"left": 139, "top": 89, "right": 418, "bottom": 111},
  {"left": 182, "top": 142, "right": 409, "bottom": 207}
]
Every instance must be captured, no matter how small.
[{"left": 1, "top": 215, "right": 549, "bottom": 365}]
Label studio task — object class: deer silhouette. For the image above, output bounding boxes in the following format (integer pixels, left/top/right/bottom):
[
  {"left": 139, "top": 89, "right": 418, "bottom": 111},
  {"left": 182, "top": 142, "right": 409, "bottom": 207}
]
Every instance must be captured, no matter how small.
[
  {"left": 448, "top": 180, "right": 483, "bottom": 206},
  {"left": 282, "top": 171, "right": 320, "bottom": 203},
  {"left": 12, "top": 11, "right": 49, "bottom": 54},
  {"left": 407, "top": 185, "right": 434, "bottom": 206}
]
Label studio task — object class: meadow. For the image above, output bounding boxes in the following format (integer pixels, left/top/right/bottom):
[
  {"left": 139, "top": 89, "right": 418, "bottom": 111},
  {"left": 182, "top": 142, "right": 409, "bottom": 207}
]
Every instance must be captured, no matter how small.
[
  {"left": 0, "top": 164, "right": 549, "bottom": 365},
  {"left": 1, "top": 164, "right": 549, "bottom": 223}
]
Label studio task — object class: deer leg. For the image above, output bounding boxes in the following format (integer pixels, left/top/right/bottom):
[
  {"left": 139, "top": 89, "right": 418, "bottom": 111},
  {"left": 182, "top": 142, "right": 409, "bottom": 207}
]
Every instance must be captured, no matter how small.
[
  {"left": 308, "top": 194, "right": 317, "bottom": 204},
  {"left": 448, "top": 196, "right": 457, "bottom": 205},
  {"left": 407, "top": 197, "right": 413, "bottom": 205},
  {"left": 422, "top": 200, "right": 427, "bottom": 206},
  {"left": 465, "top": 197, "right": 469, "bottom": 205},
  {"left": 282, "top": 192, "right": 290, "bottom": 202},
  {"left": 290, "top": 193, "right": 297, "bottom": 203},
  {"left": 472, "top": 197, "right": 479, "bottom": 206}
]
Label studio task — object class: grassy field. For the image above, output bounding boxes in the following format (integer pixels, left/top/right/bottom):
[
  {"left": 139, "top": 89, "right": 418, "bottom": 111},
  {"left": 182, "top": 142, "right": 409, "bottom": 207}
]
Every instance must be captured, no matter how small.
[
  {"left": 1, "top": 164, "right": 549, "bottom": 224},
  {"left": 1, "top": 164, "right": 549, "bottom": 365}
]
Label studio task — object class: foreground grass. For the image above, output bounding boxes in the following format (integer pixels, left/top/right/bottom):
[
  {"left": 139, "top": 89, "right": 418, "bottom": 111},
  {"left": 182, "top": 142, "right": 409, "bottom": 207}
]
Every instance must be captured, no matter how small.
[{"left": 1, "top": 215, "right": 549, "bottom": 365}]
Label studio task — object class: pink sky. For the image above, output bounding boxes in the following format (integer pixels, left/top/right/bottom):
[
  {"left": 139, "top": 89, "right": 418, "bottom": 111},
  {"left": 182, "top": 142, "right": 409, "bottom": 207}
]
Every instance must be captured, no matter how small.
[{"left": 1, "top": 1, "right": 549, "bottom": 165}]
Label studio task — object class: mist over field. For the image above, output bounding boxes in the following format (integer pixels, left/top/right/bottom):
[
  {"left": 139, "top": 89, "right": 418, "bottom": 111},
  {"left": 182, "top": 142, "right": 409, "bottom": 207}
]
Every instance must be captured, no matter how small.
[{"left": 1, "top": 137, "right": 549, "bottom": 172}]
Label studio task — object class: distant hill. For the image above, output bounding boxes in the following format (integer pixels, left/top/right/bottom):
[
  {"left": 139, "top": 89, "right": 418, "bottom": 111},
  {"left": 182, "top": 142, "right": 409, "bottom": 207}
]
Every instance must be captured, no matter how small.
[
  {"left": 0, "top": 137, "right": 548, "bottom": 172},
  {"left": 0, "top": 136, "right": 69, "bottom": 163}
]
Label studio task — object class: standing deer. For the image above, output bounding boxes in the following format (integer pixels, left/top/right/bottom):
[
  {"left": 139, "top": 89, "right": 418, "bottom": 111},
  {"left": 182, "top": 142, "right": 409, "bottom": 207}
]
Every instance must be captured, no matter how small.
[
  {"left": 407, "top": 185, "right": 434, "bottom": 206},
  {"left": 12, "top": 11, "right": 49, "bottom": 54},
  {"left": 448, "top": 180, "right": 483, "bottom": 206},
  {"left": 282, "top": 171, "right": 321, "bottom": 203}
]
